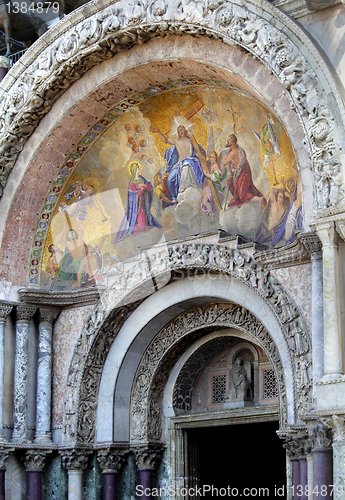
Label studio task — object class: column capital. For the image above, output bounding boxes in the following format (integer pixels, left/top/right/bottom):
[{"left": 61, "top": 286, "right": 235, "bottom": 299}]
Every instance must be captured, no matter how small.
[
  {"left": 279, "top": 430, "right": 310, "bottom": 457},
  {"left": 308, "top": 420, "right": 333, "bottom": 450},
  {"left": 0, "top": 447, "right": 14, "bottom": 469},
  {"left": 97, "top": 447, "right": 128, "bottom": 472},
  {"left": 23, "top": 449, "right": 52, "bottom": 471},
  {"left": 132, "top": 444, "right": 164, "bottom": 469},
  {"left": 16, "top": 305, "right": 36, "bottom": 323},
  {"left": 321, "top": 414, "right": 345, "bottom": 443},
  {"left": 0, "top": 303, "right": 12, "bottom": 323},
  {"left": 315, "top": 221, "right": 339, "bottom": 248},
  {"left": 61, "top": 448, "right": 92, "bottom": 471},
  {"left": 39, "top": 308, "right": 60, "bottom": 326}
]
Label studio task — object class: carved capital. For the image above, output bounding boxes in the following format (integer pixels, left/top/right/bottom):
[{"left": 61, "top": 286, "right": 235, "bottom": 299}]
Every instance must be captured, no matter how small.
[
  {"left": 0, "top": 303, "right": 13, "bottom": 323},
  {"left": 316, "top": 222, "right": 339, "bottom": 249},
  {"left": 39, "top": 308, "right": 60, "bottom": 326},
  {"left": 61, "top": 449, "right": 92, "bottom": 470},
  {"left": 133, "top": 445, "right": 164, "bottom": 469},
  {"left": 97, "top": 447, "right": 128, "bottom": 472},
  {"left": 16, "top": 305, "right": 36, "bottom": 324},
  {"left": 0, "top": 448, "right": 14, "bottom": 469},
  {"left": 335, "top": 221, "right": 345, "bottom": 242},
  {"left": 24, "top": 449, "right": 52, "bottom": 471},
  {"left": 308, "top": 421, "right": 333, "bottom": 449},
  {"left": 279, "top": 431, "right": 310, "bottom": 458},
  {"left": 321, "top": 414, "right": 345, "bottom": 443}
]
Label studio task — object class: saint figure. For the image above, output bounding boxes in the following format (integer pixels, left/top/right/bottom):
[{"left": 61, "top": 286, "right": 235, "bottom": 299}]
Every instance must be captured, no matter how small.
[{"left": 114, "top": 161, "right": 161, "bottom": 243}]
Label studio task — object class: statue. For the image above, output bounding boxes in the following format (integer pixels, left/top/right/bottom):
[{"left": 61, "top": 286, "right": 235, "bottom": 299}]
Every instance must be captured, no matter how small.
[{"left": 226, "top": 357, "right": 253, "bottom": 408}]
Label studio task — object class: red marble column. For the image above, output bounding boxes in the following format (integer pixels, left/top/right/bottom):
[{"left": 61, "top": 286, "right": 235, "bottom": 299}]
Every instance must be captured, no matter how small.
[
  {"left": 299, "top": 457, "right": 308, "bottom": 500},
  {"left": 26, "top": 470, "right": 43, "bottom": 500},
  {"left": 138, "top": 468, "right": 155, "bottom": 499},
  {"left": 103, "top": 471, "right": 118, "bottom": 500},
  {"left": 0, "top": 469, "right": 5, "bottom": 500},
  {"left": 312, "top": 448, "right": 333, "bottom": 500}
]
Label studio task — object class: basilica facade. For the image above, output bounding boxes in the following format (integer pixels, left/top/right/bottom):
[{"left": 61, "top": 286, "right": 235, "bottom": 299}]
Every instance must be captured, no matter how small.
[{"left": 0, "top": 0, "right": 345, "bottom": 498}]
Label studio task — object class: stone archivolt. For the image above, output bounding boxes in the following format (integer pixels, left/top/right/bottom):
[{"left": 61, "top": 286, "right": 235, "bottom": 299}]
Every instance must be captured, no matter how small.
[
  {"left": 63, "top": 241, "right": 312, "bottom": 446},
  {"left": 0, "top": 0, "right": 344, "bottom": 213}
]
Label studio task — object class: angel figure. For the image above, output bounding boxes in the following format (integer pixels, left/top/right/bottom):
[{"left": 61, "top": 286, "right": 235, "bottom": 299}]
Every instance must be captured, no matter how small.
[{"left": 58, "top": 176, "right": 108, "bottom": 222}]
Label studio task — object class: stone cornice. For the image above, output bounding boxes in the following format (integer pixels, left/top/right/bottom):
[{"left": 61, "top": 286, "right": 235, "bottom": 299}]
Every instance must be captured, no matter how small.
[{"left": 18, "top": 287, "right": 103, "bottom": 308}]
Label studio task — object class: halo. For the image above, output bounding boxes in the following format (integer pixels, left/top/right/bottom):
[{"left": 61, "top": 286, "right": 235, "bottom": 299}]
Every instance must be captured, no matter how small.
[{"left": 128, "top": 160, "right": 142, "bottom": 176}]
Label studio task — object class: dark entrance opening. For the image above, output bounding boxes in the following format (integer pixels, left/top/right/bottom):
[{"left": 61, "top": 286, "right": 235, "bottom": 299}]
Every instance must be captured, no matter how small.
[{"left": 188, "top": 421, "right": 286, "bottom": 499}]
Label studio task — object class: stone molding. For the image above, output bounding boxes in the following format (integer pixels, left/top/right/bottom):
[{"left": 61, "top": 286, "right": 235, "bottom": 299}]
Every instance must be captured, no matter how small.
[
  {"left": 62, "top": 243, "right": 312, "bottom": 446},
  {"left": 0, "top": 0, "right": 344, "bottom": 215}
]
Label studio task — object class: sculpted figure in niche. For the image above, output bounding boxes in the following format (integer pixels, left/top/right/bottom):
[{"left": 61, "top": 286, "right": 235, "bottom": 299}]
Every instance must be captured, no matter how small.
[{"left": 229, "top": 357, "right": 252, "bottom": 401}]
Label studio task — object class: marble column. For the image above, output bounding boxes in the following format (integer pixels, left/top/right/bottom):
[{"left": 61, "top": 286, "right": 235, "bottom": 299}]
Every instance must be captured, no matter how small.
[
  {"left": 34, "top": 308, "right": 59, "bottom": 444},
  {"left": 62, "top": 449, "right": 92, "bottom": 500},
  {"left": 299, "top": 457, "right": 308, "bottom": 500},
  {"left": 316, "top": 222, "right": 343, "bottom": 381},
  {"left": 0, "top": 57, "right": 9, "bottom": 82},
  {"left": 0, "top": 448, "right": 14, "bottom": 500},
  {"left": 280, "top": 431, "right": 310, "bottom": 500},
  {"left": 309, "top": 421, "right": 333, "bottom": 500},
  {"left": 12, "top": 306, "right": 36, "bottom": 442},
  {"left": 24, "top": 449, "right": 51, "bottom": 500},
  {"left": 310, "top": 239, "right": 324, "bottom": 385},
  {"left": 133, "top": 445, "right": 163, "bottom": 500},
  {"left": 322, "top": 415, "right": 345, "bottom": 500},
  {"left": 0, "top": 304, "right": 13, "bottom": 442},
  {"left": 97, "top": 447, "right": 127, "bottom": 500}
]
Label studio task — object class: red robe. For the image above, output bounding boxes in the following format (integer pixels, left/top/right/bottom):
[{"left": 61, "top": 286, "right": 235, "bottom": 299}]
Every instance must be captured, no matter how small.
[{"left": 227, "top": 147, "right": 263, "bottom": 207}]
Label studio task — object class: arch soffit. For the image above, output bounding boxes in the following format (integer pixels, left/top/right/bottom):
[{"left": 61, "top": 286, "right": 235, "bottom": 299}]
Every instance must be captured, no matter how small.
[
  {"left": 0, "top": 0, "right": 344, "bottom": 242},
  {"left": 63, "top": 244, "right": 312, "bottom": 446}
]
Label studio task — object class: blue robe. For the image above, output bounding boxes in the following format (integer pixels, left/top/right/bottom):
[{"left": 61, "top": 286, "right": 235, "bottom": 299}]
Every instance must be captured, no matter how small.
[
  {"left": 114, "top": 176, "right": 161, "bottom": 243},
  {"left": 164, "top": 141, "right": 205, "bottom": 199}
]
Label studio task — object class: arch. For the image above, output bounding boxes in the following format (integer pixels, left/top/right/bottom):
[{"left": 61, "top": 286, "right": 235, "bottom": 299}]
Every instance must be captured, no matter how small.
[
  {"left": 61, "top": 241, "right": 312, "bottom": 446},
  {"left": 130, "top": 301, "right": 287, "bottom": 443}
]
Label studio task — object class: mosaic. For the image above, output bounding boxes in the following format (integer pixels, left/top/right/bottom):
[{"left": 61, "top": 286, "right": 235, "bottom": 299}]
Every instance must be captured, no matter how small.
[{"left": 28, "top": 78, "right": 302, "bottom": 290}]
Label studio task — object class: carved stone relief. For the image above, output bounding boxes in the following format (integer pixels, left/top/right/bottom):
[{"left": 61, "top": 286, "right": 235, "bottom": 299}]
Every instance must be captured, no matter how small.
[
  {"left": 63, "top": 242, "right": 312, "bottom": 445},
  {"left": 0, "top": 0, "right": 344, "bottom": 213}
]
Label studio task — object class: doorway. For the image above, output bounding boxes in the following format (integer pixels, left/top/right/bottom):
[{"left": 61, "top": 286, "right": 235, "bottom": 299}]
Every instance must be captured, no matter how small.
[{"left": 187, "top": 421, "right": 286, "bottom": 499}]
